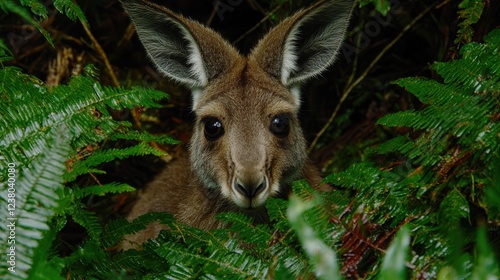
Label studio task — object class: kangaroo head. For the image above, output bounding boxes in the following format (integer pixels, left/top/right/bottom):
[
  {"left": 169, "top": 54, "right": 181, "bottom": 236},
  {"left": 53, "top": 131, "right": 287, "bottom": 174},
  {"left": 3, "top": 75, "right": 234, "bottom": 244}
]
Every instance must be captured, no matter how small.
[{"left": 122, "top": 0, "right": 353, "bottom": 209}]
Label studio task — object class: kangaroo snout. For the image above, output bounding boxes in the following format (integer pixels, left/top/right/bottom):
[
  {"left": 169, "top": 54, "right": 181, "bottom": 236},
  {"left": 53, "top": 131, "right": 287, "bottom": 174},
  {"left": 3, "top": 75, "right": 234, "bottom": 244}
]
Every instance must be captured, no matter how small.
[{"left": 231, "top": 159, "right": 269, "bottom": 208}]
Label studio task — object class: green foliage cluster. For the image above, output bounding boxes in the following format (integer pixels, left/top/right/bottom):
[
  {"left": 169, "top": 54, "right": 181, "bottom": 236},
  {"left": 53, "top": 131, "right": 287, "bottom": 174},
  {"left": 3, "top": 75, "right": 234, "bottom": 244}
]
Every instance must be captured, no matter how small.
[
  {"left": 0, "top": 0, "right": 87, "bottom": 46},
  {"left": 324, "top": 28, "right": 500, "bottom": 278},
  {"left": 0, "top": 0, "right": 499, "bottom": 279},
  {"left": 0, "top": 46, "right": 177, "bottom": 278}
]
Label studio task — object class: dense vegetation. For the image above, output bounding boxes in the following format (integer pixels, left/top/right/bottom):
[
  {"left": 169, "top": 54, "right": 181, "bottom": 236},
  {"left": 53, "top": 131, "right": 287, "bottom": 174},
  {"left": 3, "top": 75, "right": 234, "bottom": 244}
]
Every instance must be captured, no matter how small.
[{"left": 0, "top": 0, "right": 499, "bottom": 279}]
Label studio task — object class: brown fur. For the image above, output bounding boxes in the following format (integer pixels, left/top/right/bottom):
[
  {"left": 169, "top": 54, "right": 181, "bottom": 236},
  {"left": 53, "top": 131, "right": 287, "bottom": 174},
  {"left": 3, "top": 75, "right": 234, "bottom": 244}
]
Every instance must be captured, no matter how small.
[{"left": 120, "top": 0, "right": 353, "bottom": 250}]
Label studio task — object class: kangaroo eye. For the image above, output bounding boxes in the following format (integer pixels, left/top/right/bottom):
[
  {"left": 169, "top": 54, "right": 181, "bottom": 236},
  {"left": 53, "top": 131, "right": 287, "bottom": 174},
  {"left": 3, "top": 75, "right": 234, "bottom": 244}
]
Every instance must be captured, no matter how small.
[
  {"left": 203, "top": 117, "right": 224, "bottom": 141},
  {"left": 270, "top": 115, "right": 290, "bottom": 138}
]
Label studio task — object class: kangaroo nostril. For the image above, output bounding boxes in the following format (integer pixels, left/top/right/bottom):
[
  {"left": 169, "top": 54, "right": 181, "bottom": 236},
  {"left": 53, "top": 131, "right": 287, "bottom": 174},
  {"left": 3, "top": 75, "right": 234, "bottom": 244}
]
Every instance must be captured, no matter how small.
[
  {"left": 235, "top": 183, "right": 249, "bottom": 197},
  {"left": 234, "top": 179, "right": 266, "bottom": 198},
  {"left": 252, "top": 182, "right": 266, "bottom": 197}
]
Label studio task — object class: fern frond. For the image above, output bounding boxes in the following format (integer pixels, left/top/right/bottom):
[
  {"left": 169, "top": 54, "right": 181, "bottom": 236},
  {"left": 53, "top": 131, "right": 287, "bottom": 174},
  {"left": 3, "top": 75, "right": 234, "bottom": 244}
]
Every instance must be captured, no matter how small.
[
  {"left": 154, "top": 240, "right": 269, "bottom": 279},
  {"left": 287, "top": 195, "right": 340, "bottom": 280},
  {"left": 102, "top": 212, "right": 174, "bottom": 248},
  {"left": 70, "top": 203, "right": 102, "bottom": 242},
  {"left": 292, "top": 181, "right": 331, "bottom": 241},
  {"left": 0, "top": 65, "right": 168, "bottom": 167},
  {"left": 378, "top": 226, "right": 410, "bottom": 280},
  {"left": 367, "top": 135, "right": 409, "bottom": 155},
  {"left": 74, "top": 183, "right": 135, "bottom": 199},
  {"left": 65, "top": 143, "right": 167, "bottom": 181},
  {"left": 455, "top": 0, "right": 484, "bottom": 44},
  {"left": 323, "top": 162, "right": 381, "bottom": 190},
  {"left": 0, "top": 126, "right": 70, "bottom": 278},
  {"left": 0, "top": 0, "right": 52, "bottom": 44},
  {"left": 19, "top": 0, "right": 48, "bottom": 18},
  {"left": 53, "top": 0, "right": 87, "bottom": 23},
  {"left": 216, "top": 212, "right": 271, "bottom": 249},
  {"left": 111, "top": 130, "right": 179, "bottom": 144}
]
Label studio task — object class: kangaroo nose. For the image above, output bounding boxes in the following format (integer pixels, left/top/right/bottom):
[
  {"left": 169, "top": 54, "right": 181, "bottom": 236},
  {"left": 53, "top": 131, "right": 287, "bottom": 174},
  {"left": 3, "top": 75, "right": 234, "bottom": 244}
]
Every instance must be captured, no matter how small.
[{"left": 234, "top": 179, "right": 266, "bottom": 198}]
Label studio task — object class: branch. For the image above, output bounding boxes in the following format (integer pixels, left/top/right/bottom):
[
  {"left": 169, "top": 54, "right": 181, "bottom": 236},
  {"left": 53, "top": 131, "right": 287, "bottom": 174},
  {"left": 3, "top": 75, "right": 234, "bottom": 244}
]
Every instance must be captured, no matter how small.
[{"left": 307, "top": 1, "right": 441, "bottom": 153}]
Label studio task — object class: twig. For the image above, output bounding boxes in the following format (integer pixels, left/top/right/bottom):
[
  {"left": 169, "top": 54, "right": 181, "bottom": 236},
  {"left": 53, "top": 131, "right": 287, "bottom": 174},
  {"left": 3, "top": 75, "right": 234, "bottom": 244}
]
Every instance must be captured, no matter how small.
[
  {"left": 206, "top": 0, "right": 219, "bottom": 26},
  {"left": 81, "top": 19, "right": 173, "bottom": 163},
  {"left": 233, "top": 1, "right": 286, "bottom": 44},
  {"left": 307, "top": 1, "right": 441, "bottom": 153},
  {"left": 80, "top": 19, "right": 120, "bottom": 87},
  {"left": 246, "top": 0, "right": 268, "bottom": 16}
]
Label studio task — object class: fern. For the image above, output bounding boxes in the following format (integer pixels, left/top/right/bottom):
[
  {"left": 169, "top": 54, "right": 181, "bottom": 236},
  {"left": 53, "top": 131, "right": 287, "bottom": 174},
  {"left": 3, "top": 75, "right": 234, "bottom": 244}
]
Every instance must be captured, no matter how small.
[
  {"left": 0, "top": 64, "right": 171, "bottom": 167},
  {"left": 53, "top": 0, "right": 87, "bottom": 23},
  {"left": 287, "top": 194, "right": 341, "bottom": 280},
  {"left": 0, "top": 0, "right": 52, "bottom": 44},
  {"left": 0, "top": 49, "right": 176, "bottom": 278},
  {"left": 358, "top": 0, "right": 392, "bottom": 16},
  {"left": 19, "top": 0, "right": 47, "bottom": 19},
  {"left": 1, "top": 0, "right": 89, "bottom": 46},
  {"left": 455, "top": 0, "right": 484, "bottom": 44},
  {"left": 74, "top": 182, "right": 136, "bottom": 199},
  {"left": 323, "top": 28, "right": 500, "bottom": 278},
  {"left": 0, "top": 126, "right": 70, "bottom": 279},
  {"left": 65, "top": 143, "right": 168, "bottom": 181},
  {"left": 69, "top": 202, "right": 103, "bottom": 242},
  {"left": 378, "top": 226, "right": 410, "bottom": 280}
]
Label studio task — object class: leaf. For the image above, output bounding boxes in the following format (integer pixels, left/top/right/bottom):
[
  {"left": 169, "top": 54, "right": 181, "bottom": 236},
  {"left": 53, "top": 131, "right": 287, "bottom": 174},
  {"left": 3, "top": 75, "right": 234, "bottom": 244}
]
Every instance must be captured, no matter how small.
[
  {"left": 74, "top": 183, "right": 136, "bottom": 199},
  {"left": 70, "top": 203, "right": 102, "bottom": 242},
  {"left": 455, "top": 0, "right": 484, "bottom": 44},
  {"left": 471, "top": 227, "right": 499, "bottom": 279},
  {"left": 53, "top": 0, "right": 87, "bottom": 24},
  {"left": 359, "top": 0, "right": 392, "bottom": 16},
  {"left": 0, "top": 0, "right": 53, "bottom": 45},
  {"left": 102, "top": 212, "right": 175, "bottom": 248},
  {"left": 20, "top": 0, "right": 48, "bottom": 18},
  {"left": 378, "top": 226, "right": 410, "bottom": 280},
  {"left": 65, "top": 143, "right": 167, "bottom": 181},
  {"left": 0, "top": 126, "right": 70, "bottom": 278},
  {"left": 287, "top": 195, "right": 341, "bottom": 280},
  {"left": 439, "top": 189, "right": 470, "bottom": 227}
]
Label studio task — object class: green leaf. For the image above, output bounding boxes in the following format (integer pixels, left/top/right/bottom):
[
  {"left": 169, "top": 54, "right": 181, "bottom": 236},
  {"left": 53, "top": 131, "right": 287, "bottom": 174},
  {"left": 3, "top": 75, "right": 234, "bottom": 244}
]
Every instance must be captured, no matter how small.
[
  {"left": 102, "top": 212, "right": 175, "bottom": 248},
  {"left": 455, "top": 0, "right": 484, "bottom": 44},
  {"left": 379, "top": 226, "right": 411, "bottom": 280},
  {"left": 471, "top": 227, "right": 500, "bottom": 279},
  {"left": 65, "top": 143, "right": 167, "bottom": 181},
  {"left": 20, "top": 0, "right": 48, "bottom": 18},
  {"left": 287, "top": 195, "right": 340, "bottom": 280},
  {"left": 53, "top": 0, "right": 87, "bottom": 24},
  {"left": 0, "top": 0, "right": 53, "bottom": 45},
  {"left": 69, "top": 203, "right": 102, "bottom": 242},
  {"left": 439, "top": 189, "right": 470, "bottom": 226},
  {"left": 359, "top": 0, "right": 392, "bottom": 16},
  {"left": 74, "top": 183, "right": 136, "bottom": 199}
]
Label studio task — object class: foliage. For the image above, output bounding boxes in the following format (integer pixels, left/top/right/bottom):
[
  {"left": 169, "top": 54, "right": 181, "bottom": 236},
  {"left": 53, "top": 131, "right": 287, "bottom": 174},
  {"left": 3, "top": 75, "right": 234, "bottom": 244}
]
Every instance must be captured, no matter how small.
[
  {"left": 358, "top": 0, "right": 391, "bottom": 16},
  {"left": 0, "top": 50, "right": 175, "bottom": 278},
  {"left": 455, "top": 0, "right": 484, "bottom": 44},
  {"left": 0, "top": 0, "right": 87, "bottom": 46},
  {"left": 1, "top": 0, "right": 499, "bottom": 279}
]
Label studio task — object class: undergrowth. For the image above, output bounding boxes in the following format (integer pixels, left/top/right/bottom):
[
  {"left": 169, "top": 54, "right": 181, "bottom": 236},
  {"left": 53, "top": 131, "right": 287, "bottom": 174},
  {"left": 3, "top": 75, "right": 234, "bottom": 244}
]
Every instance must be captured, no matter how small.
[{"left": 0, "top": 0, "right": 499, "bottom": 279}]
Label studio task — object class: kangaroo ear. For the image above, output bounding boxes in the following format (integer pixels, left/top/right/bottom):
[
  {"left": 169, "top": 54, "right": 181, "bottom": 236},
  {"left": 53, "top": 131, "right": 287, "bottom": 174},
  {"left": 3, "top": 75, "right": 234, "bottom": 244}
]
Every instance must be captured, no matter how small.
[
  {"left": 250, "top": 0, "right": 354, "bottom": 87},
  {"left": 121, "top": 0, "right": 239, "bottom": 89}
]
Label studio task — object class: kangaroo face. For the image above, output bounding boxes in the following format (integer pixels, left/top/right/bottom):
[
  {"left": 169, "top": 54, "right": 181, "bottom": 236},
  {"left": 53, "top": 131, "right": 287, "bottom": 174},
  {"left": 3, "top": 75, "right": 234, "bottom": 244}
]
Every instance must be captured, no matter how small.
[
  {"left": 122, "top": 0, "right": 353, "bottom": 210},
  {"left": 190, "top": 61, "right": 306, "bottom": 209}
]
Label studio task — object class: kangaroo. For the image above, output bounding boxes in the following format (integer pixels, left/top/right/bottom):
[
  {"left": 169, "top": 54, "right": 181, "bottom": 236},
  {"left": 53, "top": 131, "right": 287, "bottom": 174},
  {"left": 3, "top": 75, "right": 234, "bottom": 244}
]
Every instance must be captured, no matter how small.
[{"left": 120, "top": 0, "right": 353, "bottom": 249}]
